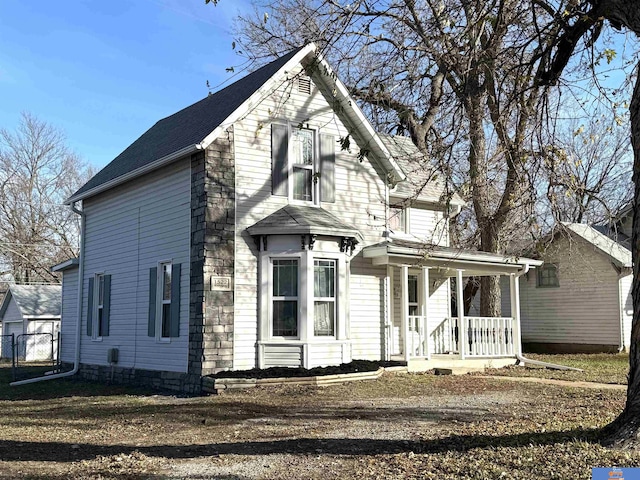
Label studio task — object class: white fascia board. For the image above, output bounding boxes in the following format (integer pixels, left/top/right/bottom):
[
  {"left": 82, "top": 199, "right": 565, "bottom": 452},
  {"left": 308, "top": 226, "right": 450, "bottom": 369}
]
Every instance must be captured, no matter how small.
[
  {"left": 25, "top": 315, "right": 61, "bottom": 320},
  {"left": 199, "top": 44, "right": 319, "bottom": 150},
  {"left": 66, "top": 144, "right": 200, "bottom": 204},
  {"left": 303, "top": 51, "right": 406, "bottom": 183}
]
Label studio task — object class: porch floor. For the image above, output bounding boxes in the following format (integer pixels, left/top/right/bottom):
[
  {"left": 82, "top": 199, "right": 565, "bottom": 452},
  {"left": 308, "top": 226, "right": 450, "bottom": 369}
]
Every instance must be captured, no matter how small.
[{"left": 391, "top": 354, "right": 517, "bottom": 374}]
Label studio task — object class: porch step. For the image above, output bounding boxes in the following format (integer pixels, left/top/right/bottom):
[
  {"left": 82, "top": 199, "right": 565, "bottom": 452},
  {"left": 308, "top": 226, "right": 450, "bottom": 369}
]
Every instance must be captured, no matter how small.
[{"left": 434, "top": 367, "right": 485, "bottom": 376}]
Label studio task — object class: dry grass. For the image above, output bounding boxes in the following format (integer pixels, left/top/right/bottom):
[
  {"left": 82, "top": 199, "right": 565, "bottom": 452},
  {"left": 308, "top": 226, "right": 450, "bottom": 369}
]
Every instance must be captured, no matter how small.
[
  {"left": 0, "top": 364, "right": 637, "bottom": 479},
  {"left": 484, "top": 353, "right": 630, "bottom": 385}
]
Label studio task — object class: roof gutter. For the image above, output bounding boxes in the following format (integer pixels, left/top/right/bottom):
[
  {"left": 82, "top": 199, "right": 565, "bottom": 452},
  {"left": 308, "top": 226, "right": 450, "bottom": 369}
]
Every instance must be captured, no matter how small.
[
  {"left": 66, "top": 144, "right": 202, "bottom": 204},
  {"left": 11, "top": 202, "right": 86, "bottom": 386}
]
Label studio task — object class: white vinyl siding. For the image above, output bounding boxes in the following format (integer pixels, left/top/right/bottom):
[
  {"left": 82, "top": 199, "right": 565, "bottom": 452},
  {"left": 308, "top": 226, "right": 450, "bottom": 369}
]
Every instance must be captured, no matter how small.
[
  {"left": 399, "top": 206, "right": 450, "bottom": 246},
  {"left": 519, "top": 235, "right": 622, "bottom": 348},
  {"left": 233, "top": 67, "right": 388, "bottom": 370},
  {"left": 81, "top": 161, "right": 190, "bottom": 373},
  {"left": 60, "top": 268, "right": 78, "bottom": 363}
]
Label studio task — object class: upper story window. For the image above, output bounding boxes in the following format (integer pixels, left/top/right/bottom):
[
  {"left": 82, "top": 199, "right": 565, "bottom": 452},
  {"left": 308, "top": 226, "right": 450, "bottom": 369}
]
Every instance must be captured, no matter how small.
[
  {"left": 88, "top": 273, "right": 111, "bottom": 339},
  {"left": 537, "top": 263, "right": 559, "bottom": 288},
  {"left": 271, "top": 124, "right": 335, "bottom": 205},
  {"left": 389, "top": 206, "right": 406, "bottom": 233},
  {"left": 292, "top": 128, "right": 315, "bottom": 202}
]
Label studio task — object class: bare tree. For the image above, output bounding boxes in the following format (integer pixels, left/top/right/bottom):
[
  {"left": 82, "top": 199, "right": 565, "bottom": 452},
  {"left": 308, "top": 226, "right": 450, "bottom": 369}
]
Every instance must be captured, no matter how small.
[
  {"left": 0, "top": 113, "right": 93, "bottom": 284},
  {"left": 538, "top": 114, "right": 632, "bottom": 229}
]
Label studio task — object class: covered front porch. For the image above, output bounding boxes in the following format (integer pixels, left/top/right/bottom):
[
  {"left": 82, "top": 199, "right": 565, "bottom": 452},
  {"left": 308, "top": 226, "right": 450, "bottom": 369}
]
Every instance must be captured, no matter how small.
[{"left": 363, "top": 239, "right": 542, "bottom": 370}]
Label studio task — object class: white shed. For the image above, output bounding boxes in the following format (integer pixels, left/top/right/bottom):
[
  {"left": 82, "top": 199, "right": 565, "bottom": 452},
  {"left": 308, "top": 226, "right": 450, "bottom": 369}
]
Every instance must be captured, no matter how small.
[{"left": 0, "top": 284, "right": 62, "bottom": 361}]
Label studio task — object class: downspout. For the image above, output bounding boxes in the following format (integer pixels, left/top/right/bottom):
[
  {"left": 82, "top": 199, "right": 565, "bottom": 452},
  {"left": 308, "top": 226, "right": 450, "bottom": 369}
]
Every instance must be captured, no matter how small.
[
  {"left": 513, "top": 264, "right": 583, "bottom": 372},
  {"left": 11, "top": 201, "right": 86, "bottom": 385}
]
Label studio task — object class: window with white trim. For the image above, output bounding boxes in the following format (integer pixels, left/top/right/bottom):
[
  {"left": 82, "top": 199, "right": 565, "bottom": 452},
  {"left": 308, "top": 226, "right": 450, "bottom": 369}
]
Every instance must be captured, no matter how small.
[
  {"left": 314, "top": 259, "right": 336, "bottom": 336},
  {"left": 292, "top": 128, "right": 315, "bottom": 202},
  {"left": 88, "top": 273, "right": 110, "bottom": 339},
  {"left": 272, "top": 259, "right": 299, "bottom": 337},
  {"left": 159, "top": 262, "right": 172, "bottom": 338},
  {"left": 389, "top": 206, "right": 406, "bottom": 233}
]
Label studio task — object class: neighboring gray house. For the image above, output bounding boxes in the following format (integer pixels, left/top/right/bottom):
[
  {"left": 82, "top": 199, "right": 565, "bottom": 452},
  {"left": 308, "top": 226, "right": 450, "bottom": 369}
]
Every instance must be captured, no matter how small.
[
  {"left": 0, "top": 284, "right": 61, "bottom": 361},
  {"left": 471, "top": 222, "right": 632, "bottom": 353},
  {"left": 55, "top": 44, "right": 540, "bottom": 393}
]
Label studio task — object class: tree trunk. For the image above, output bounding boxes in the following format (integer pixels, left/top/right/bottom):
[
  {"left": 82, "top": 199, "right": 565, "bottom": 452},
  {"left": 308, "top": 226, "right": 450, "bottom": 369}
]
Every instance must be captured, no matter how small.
[{"left": 601, "top": 60, "right": 640, "bottom": 447}]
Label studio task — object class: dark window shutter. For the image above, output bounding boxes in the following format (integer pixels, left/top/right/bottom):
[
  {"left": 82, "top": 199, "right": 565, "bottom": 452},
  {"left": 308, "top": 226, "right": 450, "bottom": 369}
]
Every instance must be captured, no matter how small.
[
  {"left": 87, "top": 277, "right": 94, "bottom": 336},
  {"left": 101, "top": 275, "right": 111, "bottom": 337},
  {"left": 272, "top": 124, "right": 289, "bottom": 196},
  {"left": 148, "top": 267, "right": 157, "bottom": 337},
  {"left": 169, "top": 263, "right": 181, "bottom": 338},
  {"left": 320, "top": 134, "right": 335, "bottom": 203}
]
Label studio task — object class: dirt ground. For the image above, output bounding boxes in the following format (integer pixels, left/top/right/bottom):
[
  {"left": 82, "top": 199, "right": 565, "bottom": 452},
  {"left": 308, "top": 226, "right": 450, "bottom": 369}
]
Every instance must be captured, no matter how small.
[{"left": 0, "top": 372, "right": 638, "bottom": 479}]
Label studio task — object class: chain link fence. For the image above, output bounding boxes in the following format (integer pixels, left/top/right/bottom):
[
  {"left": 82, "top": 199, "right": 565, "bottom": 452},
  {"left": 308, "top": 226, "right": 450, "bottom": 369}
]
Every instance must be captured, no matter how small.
[{"left": 0, "top": 332, "right": 60, "bottom": 381}]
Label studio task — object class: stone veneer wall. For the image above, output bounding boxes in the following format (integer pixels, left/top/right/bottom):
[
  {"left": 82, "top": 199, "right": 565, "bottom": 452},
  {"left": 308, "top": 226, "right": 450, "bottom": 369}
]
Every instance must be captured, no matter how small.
[
  {"left": 190, "top": 127, "right": 236, "bottom": 377},
  {"left": 76, "top": 363, "right": 202, "bottom": 394}
]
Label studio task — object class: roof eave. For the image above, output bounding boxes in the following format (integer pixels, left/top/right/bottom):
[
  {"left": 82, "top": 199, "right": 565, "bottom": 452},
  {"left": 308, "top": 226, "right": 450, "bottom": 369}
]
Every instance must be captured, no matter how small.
[
  {"left": 66, "top": 144, "right": 202, "bottom": 204},
  {"left": 302, "top": 52, "right": 406, "bottom": 183}
]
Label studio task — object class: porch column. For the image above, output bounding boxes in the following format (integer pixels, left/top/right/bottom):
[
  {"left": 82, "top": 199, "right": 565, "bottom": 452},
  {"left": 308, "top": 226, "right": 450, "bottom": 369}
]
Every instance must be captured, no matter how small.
[
  {"left": 384, "top": 265, "right": 393, "bottom": 361},
  {"left": 457, "top": 269, "right": 466, "bottom": 359},
  {"left": 509, "top": 273, "right": 522, "bottom": 356},
  {"left": 401, "top": 265, "right": 410, "bottom": 362},
  {"left": 422, "top": 266, "right": 430, "bottom": 360}
]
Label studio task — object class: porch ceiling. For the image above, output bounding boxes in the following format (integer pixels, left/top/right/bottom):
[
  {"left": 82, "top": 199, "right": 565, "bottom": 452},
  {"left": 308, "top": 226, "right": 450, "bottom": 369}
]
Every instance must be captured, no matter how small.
[{"left": 363, "top": 239, "right": 542, "bottom": 276}]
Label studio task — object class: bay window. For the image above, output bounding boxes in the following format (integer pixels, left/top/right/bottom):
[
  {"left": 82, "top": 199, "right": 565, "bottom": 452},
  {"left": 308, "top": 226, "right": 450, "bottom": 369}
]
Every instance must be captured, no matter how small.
[
  {"left": 314, "top": 259, "right": 336, "bottom": 336},
  {"left": 272, "top": 259, "right": 299, "bottom": 337}
]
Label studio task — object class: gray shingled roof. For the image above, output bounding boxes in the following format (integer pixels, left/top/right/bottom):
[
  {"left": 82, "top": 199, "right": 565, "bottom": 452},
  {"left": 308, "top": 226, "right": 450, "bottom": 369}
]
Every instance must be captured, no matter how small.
[
  {"left": 379, "top": 134, "right": 465, "bottom": 206},
  {"left": 72, "top": 47, "right": 305, "bottom": 199},
  {"left": 0, "top": 285, "right": 61, "bottom": 319},
  {"left": 563, "top": 222, "right": 632, "bottom": 268},
  {"left": 247, "top": 205, "right": 362, "bottom": 239}
]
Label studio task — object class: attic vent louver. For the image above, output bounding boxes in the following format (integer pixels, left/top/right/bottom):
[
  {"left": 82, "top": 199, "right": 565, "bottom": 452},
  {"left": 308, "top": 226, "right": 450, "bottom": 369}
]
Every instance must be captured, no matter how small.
[{"left": 298, "top": 76, "right": 311, "bottom": 95}]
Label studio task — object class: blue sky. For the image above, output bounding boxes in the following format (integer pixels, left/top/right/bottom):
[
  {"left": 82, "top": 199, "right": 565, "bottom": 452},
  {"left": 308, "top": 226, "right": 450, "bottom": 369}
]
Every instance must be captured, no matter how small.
[{"left": 0, "top": 0, "right": 251, "bottom": 169}]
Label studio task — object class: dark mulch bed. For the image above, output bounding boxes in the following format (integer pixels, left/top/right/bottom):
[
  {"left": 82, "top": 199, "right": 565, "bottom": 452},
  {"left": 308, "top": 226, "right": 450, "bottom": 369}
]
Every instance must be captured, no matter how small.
[{"left": 207, "top": 360, "right": 406, "bottom": 379}]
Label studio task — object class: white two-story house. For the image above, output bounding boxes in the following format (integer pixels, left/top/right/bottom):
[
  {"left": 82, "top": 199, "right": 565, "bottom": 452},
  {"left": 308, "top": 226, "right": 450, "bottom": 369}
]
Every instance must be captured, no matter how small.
[{"left": 52, "top": 44, "right": 540, "bottom": 393}]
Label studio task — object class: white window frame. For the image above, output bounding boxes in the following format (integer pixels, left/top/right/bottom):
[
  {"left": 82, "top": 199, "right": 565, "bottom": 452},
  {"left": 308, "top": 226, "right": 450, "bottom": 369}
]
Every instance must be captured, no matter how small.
[
  {"left": 156, "top": 261, "right": 173, "bottom": 342},
  {"left": 408, "top": 274, "right": 419, "bottom": 316},
  {"left": 91, "top": 273, "right": 105, "bottom": 341},
  {"left": 288, "top": 123, "right": 319, "bottom": 205},
  {"left": 313, "top": 258, "right": 337, "bottom": 337},
  {"left": 261, "top": 249, "right": 346, "bottom": 344},
  {"left": 389, "top": 206, "right": 406, "bottom": 233},
  {"left": 270, "top": 257, "right": 301, "bottom": 339}
]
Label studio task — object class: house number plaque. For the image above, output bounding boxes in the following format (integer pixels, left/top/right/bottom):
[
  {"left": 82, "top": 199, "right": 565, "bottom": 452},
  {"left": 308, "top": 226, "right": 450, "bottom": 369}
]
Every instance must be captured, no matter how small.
[{"left": 210, "top": 276, "right": 232, "bottom": 291}]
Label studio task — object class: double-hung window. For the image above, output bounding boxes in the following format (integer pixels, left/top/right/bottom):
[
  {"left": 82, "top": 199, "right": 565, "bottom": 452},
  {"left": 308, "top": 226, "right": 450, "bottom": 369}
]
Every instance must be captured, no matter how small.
[
  {"left": 291, "top": 128, "right": 315, "bottom": 202},
  {"left": 272, "top": 259, "right": 299, "bottom": 337},
  {"left": 271, "top": 123, "right": 335, "bottom": 204},
  {"left": 148, "top": 261, "right": 181, "bottom": 339},
  {"left": 314, "top": 259, "right": 336, "bottom": 336},
  {"left": 160, "top": 262, "right": 172, "bottom": 338},
  {"left": 87, "top": 273, "right": 111, "bottom": 339}
]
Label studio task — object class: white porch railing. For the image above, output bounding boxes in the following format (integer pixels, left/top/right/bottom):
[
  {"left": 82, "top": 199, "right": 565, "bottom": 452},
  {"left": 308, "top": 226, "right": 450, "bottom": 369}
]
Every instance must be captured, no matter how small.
[
  {"left": 429, "top": 317, "right": 516, "bottom": 358},
  {"left": 407, "top": 315, "right": 428, "bottom": 357}
]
